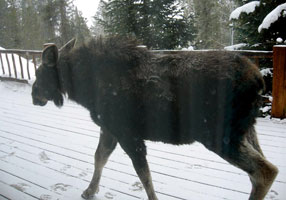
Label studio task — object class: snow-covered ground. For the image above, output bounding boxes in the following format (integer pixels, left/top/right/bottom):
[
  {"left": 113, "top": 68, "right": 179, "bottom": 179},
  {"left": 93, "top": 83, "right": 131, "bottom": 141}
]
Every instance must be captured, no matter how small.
[{"left": 0, "top": 81, "right": 286, "bottom": 200}]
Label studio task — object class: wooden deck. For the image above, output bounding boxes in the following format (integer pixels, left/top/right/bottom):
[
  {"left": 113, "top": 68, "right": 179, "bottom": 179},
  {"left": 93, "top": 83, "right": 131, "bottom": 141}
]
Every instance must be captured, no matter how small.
[{"left": 0, "top": 81, "right": 285, "bottom": 200}]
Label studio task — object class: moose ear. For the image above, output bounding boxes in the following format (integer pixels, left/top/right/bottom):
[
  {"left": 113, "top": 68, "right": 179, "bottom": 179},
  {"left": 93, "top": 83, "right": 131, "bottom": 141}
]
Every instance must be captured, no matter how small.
[
  {"left": 42, "top": 45, "right": 58, "bottom": 67},
  {"left": 59, "top": 38, "right": 76, "bottom": 54}
]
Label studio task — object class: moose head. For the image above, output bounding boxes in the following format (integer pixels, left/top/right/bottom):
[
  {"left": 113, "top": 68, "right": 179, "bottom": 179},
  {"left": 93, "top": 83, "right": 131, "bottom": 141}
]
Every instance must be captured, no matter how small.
[{"left": 32, "top": 39, "right": 76, "bottom": 107}]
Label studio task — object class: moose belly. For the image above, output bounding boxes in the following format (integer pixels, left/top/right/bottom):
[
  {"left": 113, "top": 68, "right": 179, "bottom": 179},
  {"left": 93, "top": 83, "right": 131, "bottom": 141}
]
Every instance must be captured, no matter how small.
[{"left": 102, "top": 92, "right": 231, "bottom": 146}]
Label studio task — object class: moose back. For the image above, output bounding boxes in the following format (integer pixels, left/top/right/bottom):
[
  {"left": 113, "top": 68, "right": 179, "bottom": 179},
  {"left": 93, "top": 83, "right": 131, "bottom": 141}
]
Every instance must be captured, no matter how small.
[{"left": 32, "top": 37, "right": 278, "bottom": 200}]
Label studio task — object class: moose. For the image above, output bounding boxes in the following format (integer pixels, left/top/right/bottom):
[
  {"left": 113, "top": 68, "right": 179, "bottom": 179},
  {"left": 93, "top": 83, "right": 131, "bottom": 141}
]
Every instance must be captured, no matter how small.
[{"left": 32, "top": 37, "right": 278, "bottom": 200}]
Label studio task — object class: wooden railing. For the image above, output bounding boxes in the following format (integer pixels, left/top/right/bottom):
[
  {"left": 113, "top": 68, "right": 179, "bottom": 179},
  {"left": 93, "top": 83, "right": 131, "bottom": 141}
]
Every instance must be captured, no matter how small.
[
  {"left": 0, "top": 49, "right": 42, "bottom": 83},
  {"left": 1, "top": 47, "right": 285, "bottom": 118},
  {"left": 151, "top": 49, "right": 273, "bottom": 69},
  {"left": 0, "top": 49, "right": 273, "bottom": 82}
]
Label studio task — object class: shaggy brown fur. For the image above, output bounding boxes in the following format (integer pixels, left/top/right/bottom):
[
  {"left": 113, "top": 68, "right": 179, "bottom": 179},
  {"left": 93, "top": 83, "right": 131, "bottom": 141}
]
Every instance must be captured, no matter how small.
[{"left": 32, "top": 37, "right": 278, "bottom": 200}]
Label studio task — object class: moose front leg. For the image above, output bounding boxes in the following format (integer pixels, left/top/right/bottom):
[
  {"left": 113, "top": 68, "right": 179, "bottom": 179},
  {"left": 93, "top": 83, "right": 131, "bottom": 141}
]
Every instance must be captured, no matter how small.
[
  {"left": 119, "top": 138, "right": 158, "bottom": 200},
  {"left": 82, "top": 129, "right": 117, "bottom": 199}
]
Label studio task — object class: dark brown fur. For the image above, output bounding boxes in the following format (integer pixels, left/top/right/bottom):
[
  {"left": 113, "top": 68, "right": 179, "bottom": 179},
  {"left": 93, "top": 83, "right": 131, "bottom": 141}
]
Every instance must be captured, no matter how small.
[{"left": 32, "top": 37, "right": 278, "bottom": 200}]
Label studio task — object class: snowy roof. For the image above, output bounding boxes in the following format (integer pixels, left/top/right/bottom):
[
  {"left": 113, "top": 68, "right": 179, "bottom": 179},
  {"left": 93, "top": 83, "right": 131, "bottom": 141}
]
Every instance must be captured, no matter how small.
[
  {"left": 258, "top": 3, "right": 286, "bottom": 32},
  {"left": 229, "top": 1, "right": 260, "bottom": 20}
]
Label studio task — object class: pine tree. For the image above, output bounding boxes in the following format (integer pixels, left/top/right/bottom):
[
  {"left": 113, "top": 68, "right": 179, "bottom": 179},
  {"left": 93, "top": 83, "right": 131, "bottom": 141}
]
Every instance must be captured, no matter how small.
[
  {"left": 72, "top": 8, "right": 91, "bottom": 45},
  {"left": 193, "top": 0, "right": 235, "bottom": 49},
  {"left": 58, "top": 0, "right": 74, "bottom": 45},
  {"left": 0, "top": 0, "right": 10, "bottom": 48},
  {"left": 40, "top": 0, "right": 58, "bottom": 43},
  {"left": 217, "top": 0, "right": 237, "bottom": 47},
  {"left": 20, "top": 0, "right": 42, "bottom": 49},
  {"left": 1, "top": 0, "right": 22, "bottom": 48},
  {"left": 95, "top": 0, "right": 196, "bottom": 49},
  {"left": 0, "top": 0, "right": 92, "bottom": 49},
  {"left": 91, "top": 0, "right": 106, "bottom": 36}
]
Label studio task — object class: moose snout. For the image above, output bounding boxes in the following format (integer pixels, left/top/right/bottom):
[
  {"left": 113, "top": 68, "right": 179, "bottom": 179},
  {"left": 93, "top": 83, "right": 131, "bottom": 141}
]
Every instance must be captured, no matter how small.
[
  {"left": 32, "top": 85, "right": 48, "bottom": 106},
  {"left": 32, "top": 96, "right": 48, "bottom": 106}
]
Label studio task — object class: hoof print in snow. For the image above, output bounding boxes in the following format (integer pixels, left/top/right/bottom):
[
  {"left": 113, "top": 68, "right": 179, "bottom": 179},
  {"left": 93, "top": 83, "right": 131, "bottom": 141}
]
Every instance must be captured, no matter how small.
[
  {"left": 104, "top": 192, "right": 115, "bottom": 199},
  {"left": 51, "top": 183, "right": 71, "bottom": 192},
  {"left": 10, "top": 183, "right": 30, "bottom": 192},
  {"left": 40, "top": 194, "right": 52, "bottom": 200},
  {"left": 0, "top": 152, "right": 15, "bottom": 159},
  {"left": 268, "top": 190, "right": 279, "bottom": 199},
  {"left": 60, "top": 164, "right": 71, "bottom": 172},
  {"left": 79, "top": 171, "right": 87, "bottom": 177},
  {"left": 39, "top": 151, "right": 50, "bottom": 163},
  {"left": 188, "top": 164, "right": 203, "bottom": 169},
  {"left": 131, "top": 181, "right": 143, "bottom": 191}
]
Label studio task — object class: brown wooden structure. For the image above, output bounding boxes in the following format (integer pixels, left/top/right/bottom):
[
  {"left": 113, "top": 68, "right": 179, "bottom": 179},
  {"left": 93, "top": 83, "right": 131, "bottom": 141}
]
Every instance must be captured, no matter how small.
[{"left": 271, "top": 46, "right": 286, "bottom": 118}]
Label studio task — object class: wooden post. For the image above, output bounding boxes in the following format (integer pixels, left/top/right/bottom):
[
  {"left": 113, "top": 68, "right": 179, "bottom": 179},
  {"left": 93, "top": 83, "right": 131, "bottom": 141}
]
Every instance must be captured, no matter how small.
[
  {"left": 44, "top": 43, "right": 55, "bottom": 48},
  {"left": 272, "top": 45, "right": 286, "bottom": 118}
]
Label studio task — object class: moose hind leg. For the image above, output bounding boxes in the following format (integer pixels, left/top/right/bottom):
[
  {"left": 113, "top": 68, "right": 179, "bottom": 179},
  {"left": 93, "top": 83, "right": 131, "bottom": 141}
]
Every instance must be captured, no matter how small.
[
  {"left": 220, "top": 136, "right": 278, "bottom": 200},
  {"left": 82, "top": 129, "right": 117, "bottom": 199},
  {"left": 119, "top": 138, "right": 158, "bottom": 200},
  {"left": 246, "top": 126, "right": 264, "bottom": 157}
]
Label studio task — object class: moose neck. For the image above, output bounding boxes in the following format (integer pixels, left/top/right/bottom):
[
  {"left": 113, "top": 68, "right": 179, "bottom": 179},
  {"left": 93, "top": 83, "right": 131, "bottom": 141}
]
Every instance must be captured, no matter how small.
[
  {"left": 57, "top": 52, "right": 98, "bottom": 111},
  {"left": 57, "top": 56, "right": 75, "bottom": 100}
]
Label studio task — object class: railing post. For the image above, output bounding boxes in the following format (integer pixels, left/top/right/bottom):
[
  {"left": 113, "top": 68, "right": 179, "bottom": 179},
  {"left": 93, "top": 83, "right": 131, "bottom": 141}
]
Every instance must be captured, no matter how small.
[
  {"left": 44, "top": 43, "right": 55, "bottom": 48},
  {"left": 271, "top": 45, "right": 286, "bottom": 118}
]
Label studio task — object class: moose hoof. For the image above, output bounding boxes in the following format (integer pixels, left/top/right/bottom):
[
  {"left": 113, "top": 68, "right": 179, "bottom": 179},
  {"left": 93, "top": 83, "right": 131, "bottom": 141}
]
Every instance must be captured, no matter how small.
[{"left": 81, "top": 189, "right": 95, "bottom": 199}]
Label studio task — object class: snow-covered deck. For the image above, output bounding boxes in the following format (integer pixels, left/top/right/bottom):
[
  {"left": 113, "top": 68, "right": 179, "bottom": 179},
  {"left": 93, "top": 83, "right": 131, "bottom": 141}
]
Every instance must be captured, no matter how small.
[{"left": 0, "top": 81, "right": 285, "bottom": 200}]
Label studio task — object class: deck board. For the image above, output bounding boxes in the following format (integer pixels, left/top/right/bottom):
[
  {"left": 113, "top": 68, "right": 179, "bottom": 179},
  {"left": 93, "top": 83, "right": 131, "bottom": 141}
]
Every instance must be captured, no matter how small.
[{"left": 0, "top": 81, "right": 285, "bottom": 200}]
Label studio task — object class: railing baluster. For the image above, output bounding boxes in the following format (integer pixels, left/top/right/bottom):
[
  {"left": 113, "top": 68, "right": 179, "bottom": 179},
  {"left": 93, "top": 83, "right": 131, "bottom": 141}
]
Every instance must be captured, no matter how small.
[
  {"left": 18, "top": 54, "right": 24, "bottom": 79},
  {"left": 26, "top": 55, "right": 31, "bottom": 80},
  {"left": 0, "top": 53, "right": 5, "bottom": 75},
  {"left": 5, "top": 53, "right": 12, "bottom": 77},
  {"left": 11, "top": 53, "right": 17, "bottom": 79},
  {"left": 32, "top": 55, "right": 37, "bottom": 76}
]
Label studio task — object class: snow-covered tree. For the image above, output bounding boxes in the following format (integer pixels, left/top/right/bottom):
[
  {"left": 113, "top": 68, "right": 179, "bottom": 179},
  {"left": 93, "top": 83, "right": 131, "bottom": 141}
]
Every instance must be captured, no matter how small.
[{"left": 230, "top": 0, "right": 286, "bottom": 50}]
